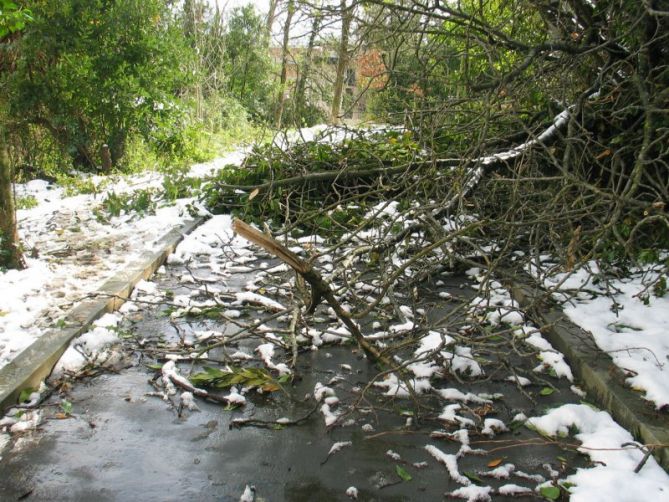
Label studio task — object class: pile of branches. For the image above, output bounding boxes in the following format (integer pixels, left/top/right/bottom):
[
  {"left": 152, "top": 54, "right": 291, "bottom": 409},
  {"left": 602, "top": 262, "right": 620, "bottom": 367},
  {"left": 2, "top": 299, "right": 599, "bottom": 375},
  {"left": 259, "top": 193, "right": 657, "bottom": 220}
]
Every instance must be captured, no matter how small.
[
  {"left": 362, "top": 0, "right": 669, "bottom": 275},
  {"left": 201, "top": 128, "right": 457, "bottom": 232},
  {"left": 202, "top": 1, "right": 669, "bottom": 305}
]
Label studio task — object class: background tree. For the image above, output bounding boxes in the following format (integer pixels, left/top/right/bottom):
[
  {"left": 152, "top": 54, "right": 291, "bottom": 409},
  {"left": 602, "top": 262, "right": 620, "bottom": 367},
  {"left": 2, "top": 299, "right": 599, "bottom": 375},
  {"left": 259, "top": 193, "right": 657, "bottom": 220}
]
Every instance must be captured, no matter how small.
[
  {"left": 266, "top": 0, "right": 281, "bottom": 41},
  {"left": 181, "top": 0, "right": 208, "bottom": 122},
  {"left": 274, "top": 0, "right": 295, "bottom": 128},
  {"left": 0, "top": 0, "right": 31, "bottom": 270},
  {"left": 6, "top": 0, "right": 192, "bottom": 171},
  {"left": 222, "top": 5, "right": 275, "bottom": 121},
  {"left": 292, "top": 8, "right": 322, "bottom": 125},
  {"left": 0, "top": 131, "right": 25, "bottom": 270},
  {"left": 330, "top": 0, "right": 352, "bottom": 124}
]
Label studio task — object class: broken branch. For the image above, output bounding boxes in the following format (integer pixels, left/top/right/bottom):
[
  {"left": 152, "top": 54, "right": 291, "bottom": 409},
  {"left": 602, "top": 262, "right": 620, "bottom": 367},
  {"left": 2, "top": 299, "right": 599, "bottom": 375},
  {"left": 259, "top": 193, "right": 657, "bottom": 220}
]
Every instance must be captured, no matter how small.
[{"left": 232, "top": 218, "right": 389, "bottom": 365}]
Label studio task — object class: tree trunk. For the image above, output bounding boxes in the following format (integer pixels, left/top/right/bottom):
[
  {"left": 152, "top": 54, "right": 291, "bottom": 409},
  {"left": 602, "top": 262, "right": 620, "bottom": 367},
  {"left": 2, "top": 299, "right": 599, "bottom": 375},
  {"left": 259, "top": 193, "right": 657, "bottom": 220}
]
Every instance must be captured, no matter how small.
[
  {"left": 294, "top": 12, "right": 321, "bottom": 124},
  {"left": 109, "top": 132, "right": 126, "bottom": 168},
  {"left": 0, "top": 141, "right": 25, "bottom": 270},
  {"left": 100, "top": 144, "right": 112, "bottom": 172},
  {"left": 330, "top": 0, "right": 351, "bottom": 125},
  {"left": 266, "top": 0, "right": 281, "bottom": 42},
  {"left": 274, "top": 0, "right": 295, "bottom": 128}
]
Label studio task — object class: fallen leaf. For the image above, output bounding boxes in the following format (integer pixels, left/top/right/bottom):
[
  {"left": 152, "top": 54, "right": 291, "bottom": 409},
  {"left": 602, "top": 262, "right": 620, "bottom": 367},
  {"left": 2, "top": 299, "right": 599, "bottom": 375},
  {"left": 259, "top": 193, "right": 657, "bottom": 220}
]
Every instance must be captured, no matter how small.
[
  {"left": 395, "top": 465, "right": 412, "bottom": 482},
  {"left": 473, "top": 403, "right": 494, "bottom": 416},
  {"left": 540, "top": 485, "right": 561, "bottom": 500},
  {"left": 248, "top": 188, "right": 260, "bottom": 201},
  {"left": 596, "top": 149, "right": 612, "bottom": 160},
  {"left": 18, "top": 387, "right": 36, "bottom": 404},
  {"left": 262, "top": 382, "right": 280, "bottom": 392},
  {"left": 487, "top": 458, "right": 504, "bottom": 468},
  {"left": 463, "top": 471, "right": 484, "bottom": 485}
]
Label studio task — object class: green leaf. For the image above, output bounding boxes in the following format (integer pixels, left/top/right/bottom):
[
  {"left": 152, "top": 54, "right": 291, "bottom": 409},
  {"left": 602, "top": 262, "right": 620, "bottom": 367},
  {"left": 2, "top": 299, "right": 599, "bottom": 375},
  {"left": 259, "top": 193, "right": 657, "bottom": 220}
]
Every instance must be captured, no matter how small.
[
  {"left": 204, "top": 366, "right": 225, "bottom": 376},
  {"left": 540, "top": 485, "right": 561, "bottom": 500},
  {"left": 18, "top": 387, "right": 36, "bottom": 404},
  {"left": 463, "top": 471, "right": 484, "bottom": 485},
  {"left": 509, "top": 419, "right": 525, "bottom": 431},
  {"left": 395, "top": 465, "right": 412, "bottom": 482},
  {"left": 540, "top": 387, "right": 555, "bottom": 396},
  {"left": 60, "top": 399, "right": 73, "bottom": 415},
  {"left": 191, "top": 366, "right": 280, "bottom": 393}
]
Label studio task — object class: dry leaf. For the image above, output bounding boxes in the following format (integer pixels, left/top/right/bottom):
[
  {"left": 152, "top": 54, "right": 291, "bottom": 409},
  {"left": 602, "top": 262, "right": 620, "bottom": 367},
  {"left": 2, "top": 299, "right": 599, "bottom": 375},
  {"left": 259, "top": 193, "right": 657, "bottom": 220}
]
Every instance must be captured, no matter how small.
[
  {"left": 487, "top": 458, "right": 504, "bottom": 468},
  {"left": 472, "top": 403, "right": 494, "bottom": 416},
  {"left": 248, "top": 188, "right": 260, "bottom": 201},
  {"left": 596, "top": 149, "right": 612, "bottom": 160}
]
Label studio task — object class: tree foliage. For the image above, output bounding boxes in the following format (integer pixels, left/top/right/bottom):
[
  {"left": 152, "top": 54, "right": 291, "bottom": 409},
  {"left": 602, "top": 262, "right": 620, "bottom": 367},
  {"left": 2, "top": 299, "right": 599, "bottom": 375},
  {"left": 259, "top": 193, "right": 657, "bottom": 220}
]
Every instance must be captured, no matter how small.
[
  {"left": 0, "top": 0, "right": 32, "bottom": 37},
  {"left": 6, "top": 0, "right": 193, "bottom": 170},
  {"left": 222, "top": 5, "right": 275, "bottom": 121},
  {"left": 0, "top": 0, "right": 32, "bottom": 270}
]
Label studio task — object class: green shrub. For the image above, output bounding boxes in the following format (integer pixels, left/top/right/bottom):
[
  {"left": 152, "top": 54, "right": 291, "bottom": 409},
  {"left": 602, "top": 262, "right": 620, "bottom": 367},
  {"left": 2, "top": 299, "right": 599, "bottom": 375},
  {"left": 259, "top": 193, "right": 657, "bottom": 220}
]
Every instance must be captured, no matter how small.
[
  {"left": 102, "top": 188, "right": 157, "bottom": 218},
  {"left": 7, "top": 0, "right": 193, "bottom": 171},
  {"left": 15, "top": 195, "right": 38, "bottom": 210},
  {"left": 56, "top": 174, "right": 105, "bottom": 197}
]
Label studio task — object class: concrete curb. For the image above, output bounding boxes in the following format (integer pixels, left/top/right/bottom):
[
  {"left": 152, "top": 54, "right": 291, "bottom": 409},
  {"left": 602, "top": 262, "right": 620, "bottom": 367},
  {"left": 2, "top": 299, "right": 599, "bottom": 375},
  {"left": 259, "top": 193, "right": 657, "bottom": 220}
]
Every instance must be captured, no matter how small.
[
  {"left": 0, "top": 216, "right": 207, "bottom": 412},
  {"left": 509, "top": 281, "right": 669, "bottom": 470}
]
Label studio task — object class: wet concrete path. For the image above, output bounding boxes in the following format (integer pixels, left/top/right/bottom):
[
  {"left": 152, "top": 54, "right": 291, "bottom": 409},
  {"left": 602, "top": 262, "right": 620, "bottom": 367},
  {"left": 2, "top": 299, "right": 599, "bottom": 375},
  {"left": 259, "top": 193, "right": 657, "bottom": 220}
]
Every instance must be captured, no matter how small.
[{"left": 0, "top": 226, "right": 591, "bottom": 501}]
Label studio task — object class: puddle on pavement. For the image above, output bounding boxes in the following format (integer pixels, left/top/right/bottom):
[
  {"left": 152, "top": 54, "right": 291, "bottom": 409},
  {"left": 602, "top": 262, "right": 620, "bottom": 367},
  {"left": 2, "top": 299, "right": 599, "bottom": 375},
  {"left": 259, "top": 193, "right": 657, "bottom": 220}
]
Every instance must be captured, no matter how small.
[{"left": 0, "top": 256, "right": 590, "bottom": 501}]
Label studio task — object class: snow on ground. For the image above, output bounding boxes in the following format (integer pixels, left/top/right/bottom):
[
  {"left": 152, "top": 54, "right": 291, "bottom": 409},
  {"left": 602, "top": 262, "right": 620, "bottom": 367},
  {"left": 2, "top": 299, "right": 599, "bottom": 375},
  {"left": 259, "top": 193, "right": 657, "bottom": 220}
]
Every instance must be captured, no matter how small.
[
  {"left": 536, "top": 261, "right": 669, "bottom": 409},
  {"left": 0, "top": 150, "right": 246, "bottom": 370},
  {"left": 528, "top": 403, "right": 669, "bottom": 501},
  {"left": 272, "top": 123, "right": 400, "bottom": 150},
  {"left": 50, "top": 312, "right": 123, "bottom": 380},
  {"left": 454, "top": 265, "right": 669, "bottom": 497},
  {"left": 467, "top": 269, "right": 573, "bottom": 381},
  {"left": 39, "top": 213, "right": 259, "bottom": 379}
]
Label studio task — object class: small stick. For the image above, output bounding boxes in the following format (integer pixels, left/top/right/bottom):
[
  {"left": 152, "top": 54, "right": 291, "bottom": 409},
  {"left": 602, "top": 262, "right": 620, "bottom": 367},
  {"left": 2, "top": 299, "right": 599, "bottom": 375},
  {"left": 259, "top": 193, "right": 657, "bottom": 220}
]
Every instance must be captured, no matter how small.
[{"left": 289, "top": 306, "right": 300, "bottom": 368}]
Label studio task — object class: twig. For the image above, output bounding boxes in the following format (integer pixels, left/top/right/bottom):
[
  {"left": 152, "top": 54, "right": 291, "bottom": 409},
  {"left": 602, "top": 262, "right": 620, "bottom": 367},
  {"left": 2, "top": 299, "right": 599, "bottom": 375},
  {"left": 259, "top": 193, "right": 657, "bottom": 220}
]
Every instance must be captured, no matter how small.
[
  {"left": 289, "top": 306, "right": 300, "bottom": 368},
  {"left": 230, "top": 400, "right": 320, "bottom": 429}
]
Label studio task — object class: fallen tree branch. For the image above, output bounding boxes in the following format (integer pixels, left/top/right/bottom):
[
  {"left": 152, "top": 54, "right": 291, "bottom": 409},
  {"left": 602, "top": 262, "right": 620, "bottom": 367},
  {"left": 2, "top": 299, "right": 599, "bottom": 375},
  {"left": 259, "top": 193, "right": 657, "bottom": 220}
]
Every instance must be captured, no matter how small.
[
  {"left": 216, "top": 108, "right": 569, "bottom": 200},
  {"left": 161, "top": 360, "right": 233, "bottom": 406},
  {"left": 232, "top": 218, "right": 390, "bottom": 366},
  {"left": 213, "top": 160, "right": 459, "bottom": 193},
  {"left": 230, "top": 400, "right": 321, "bottom": 429}
]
